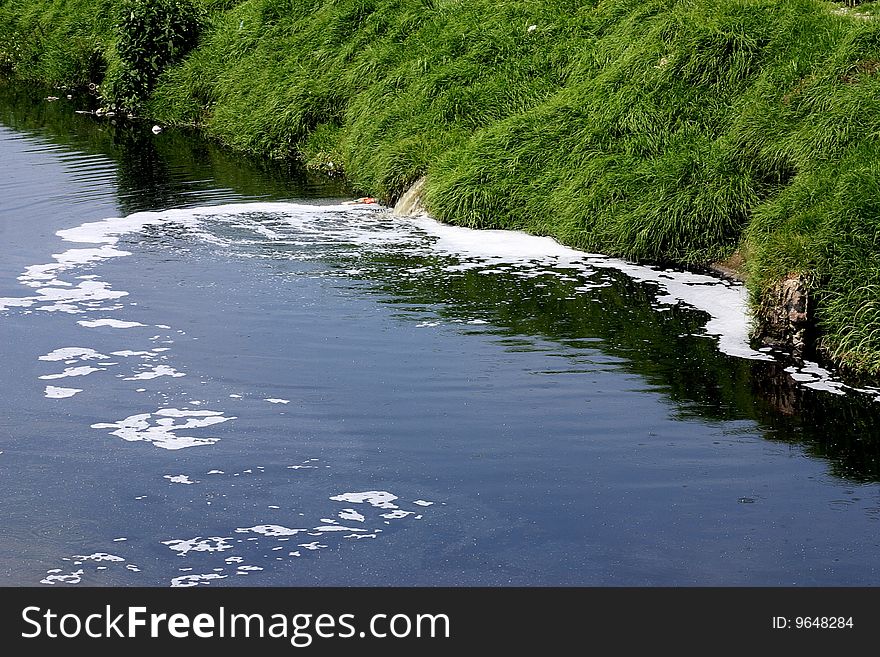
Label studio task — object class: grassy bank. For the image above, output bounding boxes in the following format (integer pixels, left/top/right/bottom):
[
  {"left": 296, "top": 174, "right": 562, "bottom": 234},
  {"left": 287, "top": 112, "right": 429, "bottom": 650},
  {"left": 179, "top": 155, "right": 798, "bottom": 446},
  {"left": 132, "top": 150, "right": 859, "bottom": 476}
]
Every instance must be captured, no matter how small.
[{"left": 2, "top": 0, "right": 880, "bottom": 377}]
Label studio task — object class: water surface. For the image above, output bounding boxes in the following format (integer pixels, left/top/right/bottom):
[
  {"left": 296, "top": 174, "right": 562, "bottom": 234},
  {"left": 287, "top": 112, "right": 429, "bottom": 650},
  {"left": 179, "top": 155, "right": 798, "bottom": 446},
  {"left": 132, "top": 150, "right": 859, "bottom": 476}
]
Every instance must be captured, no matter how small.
[{"left": 1, "top": 80, "right": 879, "bottom": 587}]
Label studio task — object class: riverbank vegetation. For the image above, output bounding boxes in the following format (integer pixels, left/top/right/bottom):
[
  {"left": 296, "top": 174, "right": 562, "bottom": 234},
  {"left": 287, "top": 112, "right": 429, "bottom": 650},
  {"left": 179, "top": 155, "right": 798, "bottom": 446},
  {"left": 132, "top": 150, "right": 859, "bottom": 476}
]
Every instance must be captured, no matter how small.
[{"left": 1, "top": 0, "right": 879, "bottom": 377}]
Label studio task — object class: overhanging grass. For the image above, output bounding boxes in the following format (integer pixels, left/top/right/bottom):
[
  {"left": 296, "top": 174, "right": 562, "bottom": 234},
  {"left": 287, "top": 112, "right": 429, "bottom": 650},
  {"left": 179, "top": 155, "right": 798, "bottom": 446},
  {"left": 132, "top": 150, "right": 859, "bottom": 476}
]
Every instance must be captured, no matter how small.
[{"left": 2, "top": 0, "right": 880, "bottom": 376}]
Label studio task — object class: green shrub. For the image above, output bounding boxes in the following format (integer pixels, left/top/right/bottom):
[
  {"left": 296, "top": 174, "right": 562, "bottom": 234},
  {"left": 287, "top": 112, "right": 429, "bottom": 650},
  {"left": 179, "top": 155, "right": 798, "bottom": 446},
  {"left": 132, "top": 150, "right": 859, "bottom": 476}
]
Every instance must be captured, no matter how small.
[{"left": 110, "top": 0, "right": 203, "bottom": 112}]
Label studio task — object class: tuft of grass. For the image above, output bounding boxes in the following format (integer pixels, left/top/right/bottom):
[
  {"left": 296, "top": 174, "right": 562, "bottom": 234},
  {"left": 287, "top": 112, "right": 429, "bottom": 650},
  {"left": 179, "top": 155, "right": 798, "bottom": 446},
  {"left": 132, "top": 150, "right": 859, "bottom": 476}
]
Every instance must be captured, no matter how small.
[{"left": 0, "top": 0, "right": 117, "bottom": 85}]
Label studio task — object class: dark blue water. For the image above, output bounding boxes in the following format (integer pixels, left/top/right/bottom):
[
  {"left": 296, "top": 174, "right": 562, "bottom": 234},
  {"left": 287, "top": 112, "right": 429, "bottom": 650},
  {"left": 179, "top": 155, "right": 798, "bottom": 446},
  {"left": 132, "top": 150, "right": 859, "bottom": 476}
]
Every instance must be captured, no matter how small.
[{"left": 1, "top": 80, "right": 879, "bottom": 587}]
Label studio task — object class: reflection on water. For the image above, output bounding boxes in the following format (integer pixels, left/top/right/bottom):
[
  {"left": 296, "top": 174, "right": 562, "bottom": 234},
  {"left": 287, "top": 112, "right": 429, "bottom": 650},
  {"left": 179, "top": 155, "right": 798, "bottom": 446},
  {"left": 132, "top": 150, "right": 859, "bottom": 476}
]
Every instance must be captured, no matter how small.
[
  {"left": 359, "top": 255, "right": 880, "bottom": 480},
  {"left": 1, "top": 78, "right": 880, "bottom": 587},
  {"left": 0, "top": 79, "right": 351, "bottom": 214}
]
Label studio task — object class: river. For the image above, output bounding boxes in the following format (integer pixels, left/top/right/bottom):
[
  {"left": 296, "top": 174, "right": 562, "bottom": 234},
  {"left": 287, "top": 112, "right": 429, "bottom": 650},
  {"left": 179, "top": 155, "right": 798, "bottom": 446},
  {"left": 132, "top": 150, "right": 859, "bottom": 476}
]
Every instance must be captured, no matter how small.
[{"left": 1, "top": 79, "right": 879, "bottom": 587}]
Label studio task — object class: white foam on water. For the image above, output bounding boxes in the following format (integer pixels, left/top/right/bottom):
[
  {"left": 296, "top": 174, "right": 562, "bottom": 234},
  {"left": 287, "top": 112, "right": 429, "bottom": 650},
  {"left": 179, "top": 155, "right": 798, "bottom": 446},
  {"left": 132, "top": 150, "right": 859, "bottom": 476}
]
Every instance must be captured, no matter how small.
[
  {"left": 0, "top": 296, "right": 36, "bottom": 311},
  {"left": 57, "top": 212, "right": 191, "bottom": 245},
  {"left": 235, "top": 525, "right": 306, "bottom": 537},
  {"left": 40, "top": 569, "right": 84, "bottom": 585},
  {"left": 39, "top": 366, "right": 105, "bottom": 380},
  {"left": 10, "top": 200, "right": 876, "bottom": 585},
  {"left": 298, "top": 542, "right": 327, "bottom": 551},
  {"left": 155, "top": 408, "right": 225, "bottom": 418},
  {"left": 72, "top": 552, "right": 124, "bottom": 562},
  {"left": 170, "top": 573, "right": 227, "bottom": 587},
  {"left": 3, "top": 272, "right": 124, "bottom": 313},
  {"left": 163, "top": 537, "right": 233, "bottom": 555},
  {"left": 850, "top": 385, "right": 880, "bottom": 403},
  {"left": 92, "top": 408, "right": 234, "bottom": 450},
  {"left": 380, "top": 510, "right": 414, "bottom": 520},
  {"left": 45, "top": 386, "right": 82, "bottom": 399},
  {"left": 406, "top": 213, "right": 771, "bottom": 362},
  {"left": 785, "top": 361, "right": 848, "bottom": 395},
  {"left": 39, "top": 347, "right": 108, "bottom": 361},
  {"left": 312, "top": 525, "right": 367, "bottom": 533},
  {"left": 338, "top": 509, "right": 365, "bottom": 523},
  {"left": 124, "top": 365, "right": 185, "bottom": 381},
  {"left": 160, "top": 491, "right": 413, "bottom": 577},
  {"left": 78, "top": 318, "right": 146, "bottom": 328},
  {"left": 8, "top": 200, "right": 864, "bottom": 407},
  {"left": 330, "top": 491, "right": 399, "bottom": 510},
  {"left": 0, "top": 241, "right": 129, "bottom": 313},
  {"left": 20, "top": 247, "right": 131, "bottom": 285},
  {"left": 28, "top": 201, "right": 838, "bottom": 402},
  {"left": 164, "top": 474, "right": 196, "bottom": 485},
  {"left": 32, "top": 281, "right": 128, "bottom": 313}
]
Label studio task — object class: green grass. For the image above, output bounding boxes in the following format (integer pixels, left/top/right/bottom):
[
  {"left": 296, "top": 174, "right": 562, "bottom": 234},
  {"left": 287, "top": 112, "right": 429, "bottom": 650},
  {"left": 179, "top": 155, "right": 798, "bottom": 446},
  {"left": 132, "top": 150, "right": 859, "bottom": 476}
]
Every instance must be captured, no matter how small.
[{"left": 2, "top": 0, "right": 880, "bottom": 377}]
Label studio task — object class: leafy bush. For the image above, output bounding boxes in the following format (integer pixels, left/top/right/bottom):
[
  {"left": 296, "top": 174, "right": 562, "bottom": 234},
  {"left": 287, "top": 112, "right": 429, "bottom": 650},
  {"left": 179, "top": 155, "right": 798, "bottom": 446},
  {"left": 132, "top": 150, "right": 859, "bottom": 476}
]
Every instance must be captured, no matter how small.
[{"left": 111, "top": 0, "right": 202, "bottom": 111}]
